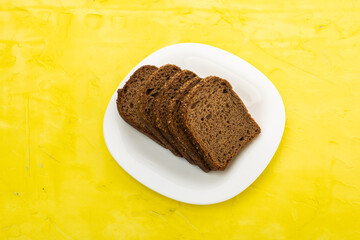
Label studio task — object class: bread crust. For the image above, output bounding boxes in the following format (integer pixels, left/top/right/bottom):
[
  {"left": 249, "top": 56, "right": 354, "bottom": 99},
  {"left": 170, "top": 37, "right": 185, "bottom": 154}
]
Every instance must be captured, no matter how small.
[
  {"left": 139, "top": 64, "right": 182, "bottom": 157},
  {"left": 116, "top": 65, "right": 167, "bottom": 148}
]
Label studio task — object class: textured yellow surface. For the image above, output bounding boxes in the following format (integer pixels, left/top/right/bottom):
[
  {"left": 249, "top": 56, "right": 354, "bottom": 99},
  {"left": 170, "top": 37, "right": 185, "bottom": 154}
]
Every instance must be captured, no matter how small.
[{"left": 1, "top": 0, "right": 360, "bottom": 239}]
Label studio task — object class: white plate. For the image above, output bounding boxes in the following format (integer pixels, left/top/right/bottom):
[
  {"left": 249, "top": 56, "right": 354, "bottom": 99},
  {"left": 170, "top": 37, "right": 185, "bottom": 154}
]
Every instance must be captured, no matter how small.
[{"left": 103, "top": 43, "right": 285, "bottom": 205}]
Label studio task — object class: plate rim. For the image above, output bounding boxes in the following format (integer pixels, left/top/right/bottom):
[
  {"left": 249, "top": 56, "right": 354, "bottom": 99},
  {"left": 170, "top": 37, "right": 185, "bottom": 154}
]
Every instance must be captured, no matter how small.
[{"left": 103, "top": 42, "right": 286, "bottom": 205}]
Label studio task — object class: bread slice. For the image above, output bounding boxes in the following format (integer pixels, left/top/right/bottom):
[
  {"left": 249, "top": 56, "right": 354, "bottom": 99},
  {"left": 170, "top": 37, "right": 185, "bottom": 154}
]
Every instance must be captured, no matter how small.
[
  {"left": 167, "top": 77, "right": 211, "bottom": 172},
  {"left": 139, "top": 64, "right": 182, "bottom": 157},
  {"left": 154, "top": 70, "right": 197, "bottom": 161},
  {"left": 182, "top": 76, "right": 261, "bottom": 170},
  {"left": 116, "top": 65, "right": 166, "bottom": 148}
]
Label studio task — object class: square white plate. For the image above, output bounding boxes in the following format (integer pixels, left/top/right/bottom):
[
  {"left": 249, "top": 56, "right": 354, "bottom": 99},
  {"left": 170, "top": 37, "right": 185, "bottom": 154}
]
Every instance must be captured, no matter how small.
[{"left": 103, "top": 43, "right": 285, "bottom": 205}]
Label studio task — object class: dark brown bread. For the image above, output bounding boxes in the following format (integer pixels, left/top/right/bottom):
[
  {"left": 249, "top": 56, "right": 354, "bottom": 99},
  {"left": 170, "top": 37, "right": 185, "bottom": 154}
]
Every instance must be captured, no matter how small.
[
  {"left": 139, "top": 64, "right": 182, "bottom": 157},
  {"left": 116, "top": 65, "right": 166, "bottom": 148},
  {"left": 166, "top": 77, "right": 197, "bottom": 165},
  {"left": 182, "top": 76, "right": 261, "bottom": 171},
  {"left": 167, "top": 77, "right": 211, "bottom": 172},
  {"left": 154, "top": 70, "right": 197, "bottom": 160},
  {"left": 180, "top": 78, "right": 216, "bottom": 169}
]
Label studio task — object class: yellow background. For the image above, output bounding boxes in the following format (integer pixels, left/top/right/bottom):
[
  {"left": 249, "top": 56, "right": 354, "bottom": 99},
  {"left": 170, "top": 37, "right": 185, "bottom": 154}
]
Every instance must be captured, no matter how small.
[{"left": 1, "top": 0, "right": 360, "bottom": 239}]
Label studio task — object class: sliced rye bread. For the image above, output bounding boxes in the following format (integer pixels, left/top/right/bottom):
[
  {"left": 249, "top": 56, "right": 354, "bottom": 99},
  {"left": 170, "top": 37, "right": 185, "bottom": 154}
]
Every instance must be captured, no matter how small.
[
  {"left": 116, "top": 65, "right": 166, "bottom": 148},
  {"left": 167, "top": 77, "right": 211, "bottom": 172},
  {"left": 154, "top": 70, "right": 197, "bottom": 161},
  {"left": 139, "top": 64, "right": 182, "bottom": 157},
  {"left": 181, "top": 76, "right": 261, "bottom": 170}
]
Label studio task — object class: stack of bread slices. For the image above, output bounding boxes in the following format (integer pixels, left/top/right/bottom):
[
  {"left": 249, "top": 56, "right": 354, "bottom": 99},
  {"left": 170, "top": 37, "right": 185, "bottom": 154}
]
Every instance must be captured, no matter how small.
[{"left": 116, "top": 64, "right": 261, "bottom": 172}]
